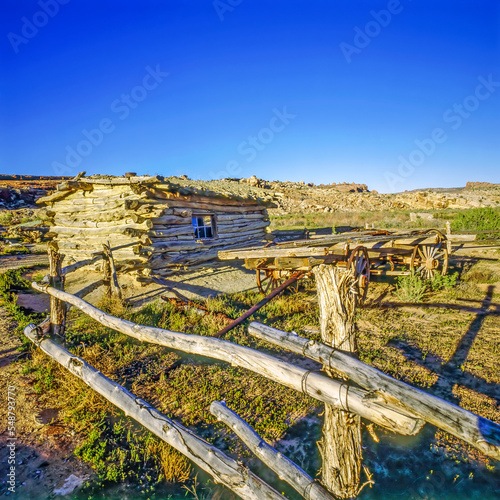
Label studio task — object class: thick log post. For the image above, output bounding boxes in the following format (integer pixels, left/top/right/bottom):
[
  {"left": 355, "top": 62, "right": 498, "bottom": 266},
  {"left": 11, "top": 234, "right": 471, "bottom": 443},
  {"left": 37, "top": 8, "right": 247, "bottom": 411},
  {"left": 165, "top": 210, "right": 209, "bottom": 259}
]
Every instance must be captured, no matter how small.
[
  {"left": 313, "top": 265, "right": 362, "bottom": 499},
  {"left": 48, "top": 241, "right": 65, "bottom": 337},
  {"left": 103, "top": 242, "right": 122, "bottom": 299}
]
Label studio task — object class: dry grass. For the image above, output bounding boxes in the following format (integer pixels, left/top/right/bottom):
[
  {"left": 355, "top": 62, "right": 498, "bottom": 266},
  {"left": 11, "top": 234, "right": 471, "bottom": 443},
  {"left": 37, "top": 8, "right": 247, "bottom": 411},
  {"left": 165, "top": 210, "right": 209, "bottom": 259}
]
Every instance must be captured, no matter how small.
[{"left": 17, "top": 249, "right": 500, "bottom": 497}]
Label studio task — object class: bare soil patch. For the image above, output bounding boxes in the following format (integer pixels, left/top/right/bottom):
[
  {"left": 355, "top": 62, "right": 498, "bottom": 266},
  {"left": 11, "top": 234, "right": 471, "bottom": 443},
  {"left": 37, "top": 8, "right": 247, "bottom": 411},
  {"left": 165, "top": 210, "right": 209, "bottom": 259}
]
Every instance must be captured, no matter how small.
[{"left": 0, "top": 306, "right": 95, "bottom": 499}]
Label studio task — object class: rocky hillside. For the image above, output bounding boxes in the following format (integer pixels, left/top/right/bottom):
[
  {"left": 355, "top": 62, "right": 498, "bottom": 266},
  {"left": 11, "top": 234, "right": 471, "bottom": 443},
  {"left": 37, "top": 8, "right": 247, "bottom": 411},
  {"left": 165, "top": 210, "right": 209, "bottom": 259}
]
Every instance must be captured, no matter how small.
[
  {"left": 1, "top": 174, "right": 499, "bottom": 216},
  {"left": 236, "top": 176, "right": 500, "bottom": 215}
]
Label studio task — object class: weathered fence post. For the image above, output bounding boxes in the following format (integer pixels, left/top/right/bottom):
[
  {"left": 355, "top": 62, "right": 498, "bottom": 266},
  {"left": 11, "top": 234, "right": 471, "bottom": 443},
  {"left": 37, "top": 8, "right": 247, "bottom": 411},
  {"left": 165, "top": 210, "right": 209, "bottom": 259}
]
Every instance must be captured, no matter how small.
[
  {"left": 446, "top": 221, "right": 452, "bottom": 254},
  {"left": 102, "top": 242, "right": 121, "bottom": 299},
  {"left": 313, "top": 264, "right": 362, "bottom": 499},
  {"left": 48, "top": 241, "right": 65, "bottom": 337}
]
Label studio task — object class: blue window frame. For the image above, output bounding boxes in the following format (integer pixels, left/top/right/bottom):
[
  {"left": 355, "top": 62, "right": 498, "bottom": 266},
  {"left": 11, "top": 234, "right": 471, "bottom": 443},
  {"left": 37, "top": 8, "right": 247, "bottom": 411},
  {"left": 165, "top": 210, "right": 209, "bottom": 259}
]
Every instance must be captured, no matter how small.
[{"left": 192, "top": 215, "right": 215, "bottom": 239}]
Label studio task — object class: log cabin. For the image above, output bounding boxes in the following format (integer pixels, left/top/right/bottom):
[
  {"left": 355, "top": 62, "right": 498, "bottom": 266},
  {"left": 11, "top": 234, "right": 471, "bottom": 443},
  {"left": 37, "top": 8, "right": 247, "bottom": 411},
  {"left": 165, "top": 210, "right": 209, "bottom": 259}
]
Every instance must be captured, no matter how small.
[{"left": 37, "top": 174, "right": 275, "bottom": 279}]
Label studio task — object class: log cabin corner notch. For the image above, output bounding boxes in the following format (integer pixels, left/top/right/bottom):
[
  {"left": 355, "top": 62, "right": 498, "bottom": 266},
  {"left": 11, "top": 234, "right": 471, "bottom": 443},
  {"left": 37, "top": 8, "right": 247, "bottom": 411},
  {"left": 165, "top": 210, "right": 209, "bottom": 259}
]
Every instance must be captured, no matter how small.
[{"left": 37, "top": 173, "right": 277, "bottom": 280}]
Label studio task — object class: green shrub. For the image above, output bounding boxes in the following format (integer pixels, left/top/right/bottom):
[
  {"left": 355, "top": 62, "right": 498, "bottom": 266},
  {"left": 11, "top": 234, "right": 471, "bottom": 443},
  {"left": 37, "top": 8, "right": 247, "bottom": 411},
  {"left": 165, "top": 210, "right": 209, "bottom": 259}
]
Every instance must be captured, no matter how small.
[
  {"left": 395, "top": 271, "right": 459, "bottom": 303},
  {"left": 395, "top": 273, "right": 428, "bottom": 303},
  {"left": 450, "top": 207, "right": 500, "bottom": 233},
  {"left": 428, "top": 271, "right": 459, "bottom": 292},
  {"left": 0, "top": 212, "right": 14, "bottom": 225},
  {"left": 0, "top": 267, "right": 44, "bottom": 343}
]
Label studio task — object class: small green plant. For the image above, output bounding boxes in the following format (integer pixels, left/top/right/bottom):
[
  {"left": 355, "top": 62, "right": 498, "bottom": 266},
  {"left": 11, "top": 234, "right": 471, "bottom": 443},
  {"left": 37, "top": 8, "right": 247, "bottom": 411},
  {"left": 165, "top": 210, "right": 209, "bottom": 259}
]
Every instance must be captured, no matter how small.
[
  {"left": 0, "top": 267, "right": 44, "bottom": 344},
  {"left": 428, "top": 271, "right": 459, "bottom": 292},
  {"left": 0, "top": 211, "right": 14, "bottom": 225},
  {"left": 395, "top": 270, "right": 459, "bottom": 302},
  {"left": 0, "top": 244, "right": 30, "bottom": 255},
  {"left": 395, "top": 273, "right": 428, "bottom": 303}
]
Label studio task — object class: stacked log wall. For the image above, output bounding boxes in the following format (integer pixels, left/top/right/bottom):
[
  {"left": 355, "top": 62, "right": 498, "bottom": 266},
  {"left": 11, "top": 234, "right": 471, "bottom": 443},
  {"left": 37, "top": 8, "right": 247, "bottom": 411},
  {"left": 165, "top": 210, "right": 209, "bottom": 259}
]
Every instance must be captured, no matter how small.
[{"left": 45, "top": 182, "right": 271, "bottom": 277}]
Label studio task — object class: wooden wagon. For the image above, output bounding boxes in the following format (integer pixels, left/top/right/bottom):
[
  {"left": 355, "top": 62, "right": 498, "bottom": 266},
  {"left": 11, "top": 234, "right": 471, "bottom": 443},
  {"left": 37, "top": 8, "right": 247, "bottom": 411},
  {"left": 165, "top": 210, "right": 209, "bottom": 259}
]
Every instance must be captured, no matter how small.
[{"left": 218, "top": 229, "right": 450, "bottom": 301}]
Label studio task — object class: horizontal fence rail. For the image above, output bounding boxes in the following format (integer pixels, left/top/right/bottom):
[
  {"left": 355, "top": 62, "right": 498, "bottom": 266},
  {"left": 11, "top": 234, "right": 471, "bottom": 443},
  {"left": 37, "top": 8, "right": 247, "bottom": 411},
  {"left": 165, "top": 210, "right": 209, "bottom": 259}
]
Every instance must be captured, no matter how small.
[
  {"left": 23, "top": 324, "right": 286, "bottom": 500},
  {"left": 211, "top": 401, "right": 335, "bottom": 500},
  {"left": 248, "top": 322, "right": 500, "bottom": 461},
  {"left": 31, "top": 282, "right": 423, "bottom": 435}
]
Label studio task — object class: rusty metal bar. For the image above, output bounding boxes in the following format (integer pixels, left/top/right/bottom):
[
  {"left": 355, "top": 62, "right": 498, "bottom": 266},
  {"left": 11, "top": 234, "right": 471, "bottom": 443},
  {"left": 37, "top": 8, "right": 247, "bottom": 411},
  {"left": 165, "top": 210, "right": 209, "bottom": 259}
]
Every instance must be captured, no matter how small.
[{"left": 214, "top": 271, "right": 304, "bottom": 338}]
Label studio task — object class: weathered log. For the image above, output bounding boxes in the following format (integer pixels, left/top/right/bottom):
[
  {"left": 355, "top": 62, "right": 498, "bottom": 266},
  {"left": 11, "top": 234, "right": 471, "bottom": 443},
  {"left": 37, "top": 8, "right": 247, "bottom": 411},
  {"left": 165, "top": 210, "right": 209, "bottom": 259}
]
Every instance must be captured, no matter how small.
[
  {"left": 36, "top": 189, "right": 74, "bottom": 205},
  {"left": 102, "top": 243, "right": 121, "bottom": 299},
  {"left": 48, "top": 223, "right": 150, "bottom": 235},
  {"left": 51, "top": 216, "right": 153, "bottom": 229},
  {"left": 150, "top": 215, "right": 193, "bottom": 226},
  {"left": 30, "top": 283, "right": 424, "bottom": 435},
  {"left": 148, "top": 226, "right": 195, "bottom": 238},
  {"left": 215, "top": 223, "right": 268, "bottom": 232},
  {"left": 210, "top": 401, "right": 334, "bottom": 500},
  {"left": 102, "top": 250, "right": 112, "bottom": 297},
  {"left": 56, "top": 180, "right": 93, "bottom": 192},
  {"left": 47, "top": 199, "right": 128, "bottom": 211},
  {"left": 172, "top": 207, "right": 192, "bottom": 217},
  {"left": 82, "top": 175, "right": 162, "bottom": 185},
  {"left": 139, "top": 234, "right": 268, "bottom": 255},
  {"left": 57, "top": 245, "right": 140, "bottom": 257},
  {"left": 147, "top": 231, "right": 266, "bottom": 246},
  {"left": 247, "top": 322, "right": 500, "bottom": 461},
  {"left": 216, "top": 213, "right": 268, "bottom": 221},
  {"left": 47, "top": 192, "right": 139, "bottom": 206},
  {"left": 134, "top": 199, "right": 268, "bottom": 213},
  {"left": 55, "top": 235, "right": 141, "bottom": 245},
  {"left": 55, "top": 237, "right": 152, "bottom": 251},
  {"left": 47, "top": 241, "right": 65, "bottom": 338},
  {"left": 22, "top": 324, "right": 285, "bottom": 500},
  {"left": 313, "top": 265, "right": 361, "bottom": 499},
  {"left": 217, "top": 246, "right": 340, "bottom": 261},
  {"left": 64, "top": 185, "right": 131, "bottom": 198},
  {"left": 213, "top": 229, "right": 267, "bottom": 240},
  {"left": 51, "top": 205, "right": 162, "bottom": 220},
  {"left": 144, "top": 188, "right": 267, "bottom": 207}
]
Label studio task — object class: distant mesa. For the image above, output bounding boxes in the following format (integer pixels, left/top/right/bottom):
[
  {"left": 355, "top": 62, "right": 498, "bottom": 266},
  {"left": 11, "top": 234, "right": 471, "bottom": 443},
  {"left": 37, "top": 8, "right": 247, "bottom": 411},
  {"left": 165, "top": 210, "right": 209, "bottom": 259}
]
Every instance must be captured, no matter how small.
[{"left": 464, "top": 181, "right": 499, "bottom": 190}]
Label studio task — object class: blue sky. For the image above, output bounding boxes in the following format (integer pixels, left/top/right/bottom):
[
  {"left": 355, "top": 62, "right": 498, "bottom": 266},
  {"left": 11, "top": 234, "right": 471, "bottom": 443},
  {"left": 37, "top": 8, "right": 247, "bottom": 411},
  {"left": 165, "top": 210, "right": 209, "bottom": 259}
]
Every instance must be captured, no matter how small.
[{"left": 1, "top": 0, "right": 499, "bottom": 193}]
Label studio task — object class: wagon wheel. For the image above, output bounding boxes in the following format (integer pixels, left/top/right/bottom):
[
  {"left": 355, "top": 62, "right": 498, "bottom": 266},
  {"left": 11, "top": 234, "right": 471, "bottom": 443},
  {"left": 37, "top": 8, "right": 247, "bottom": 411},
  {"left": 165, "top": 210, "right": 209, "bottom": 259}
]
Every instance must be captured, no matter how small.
[
  {"left": 424, "top": 228, "right": 447, "bottom": 243},
  {"left": 347, "top": 246, "right": 370, "bottom": 303},
  {"left": 410, "top": 242, "right": 448, "bottom": 279},
  {"left": 256, "top": 269, "right": 299, "bottom": 295}
]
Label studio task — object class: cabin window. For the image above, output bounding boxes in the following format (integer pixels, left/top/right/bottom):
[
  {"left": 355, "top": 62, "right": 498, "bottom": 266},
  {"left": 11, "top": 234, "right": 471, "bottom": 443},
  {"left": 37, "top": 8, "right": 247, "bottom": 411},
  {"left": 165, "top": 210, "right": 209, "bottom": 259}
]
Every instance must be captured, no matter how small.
[{"left": 192, "top": 215, "right": 216, "bottom": 239}]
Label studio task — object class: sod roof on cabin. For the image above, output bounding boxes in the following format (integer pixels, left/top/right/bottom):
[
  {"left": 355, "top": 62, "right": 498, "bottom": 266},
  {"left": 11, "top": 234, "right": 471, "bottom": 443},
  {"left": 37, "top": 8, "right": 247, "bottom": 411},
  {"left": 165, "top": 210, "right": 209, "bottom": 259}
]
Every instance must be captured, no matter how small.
[{"left": 37, "top": 174, "right": 277, "bottom": 206}]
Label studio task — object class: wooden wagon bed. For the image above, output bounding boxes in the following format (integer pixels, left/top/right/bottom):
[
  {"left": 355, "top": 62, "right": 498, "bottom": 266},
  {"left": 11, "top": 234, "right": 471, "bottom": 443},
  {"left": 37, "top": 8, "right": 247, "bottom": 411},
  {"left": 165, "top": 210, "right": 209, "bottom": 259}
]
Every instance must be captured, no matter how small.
[{"left": 218, "top": 228, "right": 470, "bottom": 300}]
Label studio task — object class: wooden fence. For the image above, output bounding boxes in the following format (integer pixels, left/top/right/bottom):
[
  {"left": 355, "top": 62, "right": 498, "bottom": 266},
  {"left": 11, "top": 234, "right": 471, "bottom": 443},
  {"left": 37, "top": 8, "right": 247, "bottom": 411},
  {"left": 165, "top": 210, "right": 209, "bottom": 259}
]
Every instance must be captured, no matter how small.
[{"left": 24, "top": 243, "right": 500, "bottom": 500}]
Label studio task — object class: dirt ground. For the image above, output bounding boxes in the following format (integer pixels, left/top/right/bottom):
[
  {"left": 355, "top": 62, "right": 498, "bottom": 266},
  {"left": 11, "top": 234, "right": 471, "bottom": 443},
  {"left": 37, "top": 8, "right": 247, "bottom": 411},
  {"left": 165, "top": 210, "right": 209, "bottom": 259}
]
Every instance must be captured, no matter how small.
[
  {"left": 0, "top": 257, "right": 262, "bottom": 499},
  {"left": 0, "top": 307, "right": 95, "bottom": 499},
  {"left": 0, "top": 242, "right": 499, "bottom": 498},
  {"left": 0, "top": 254, "right": 48, "bottom": 272}
]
